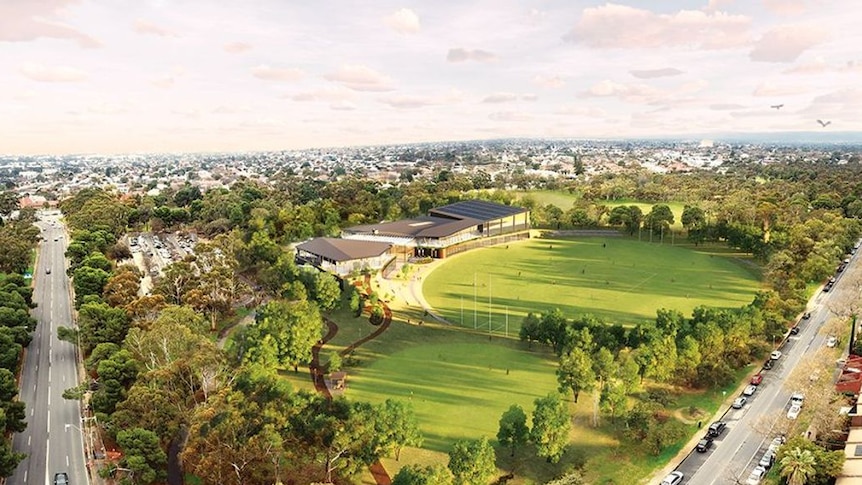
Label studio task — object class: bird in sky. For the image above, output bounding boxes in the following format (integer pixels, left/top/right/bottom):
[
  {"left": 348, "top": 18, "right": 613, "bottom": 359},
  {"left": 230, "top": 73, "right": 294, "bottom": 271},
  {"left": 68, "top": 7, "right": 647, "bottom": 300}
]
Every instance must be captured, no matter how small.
[
  {"left": 771, "top": 104, "right": 784, "bottom": 109},
  {"left": 817, "top": 119, "right": 832, "bottom": 127}
]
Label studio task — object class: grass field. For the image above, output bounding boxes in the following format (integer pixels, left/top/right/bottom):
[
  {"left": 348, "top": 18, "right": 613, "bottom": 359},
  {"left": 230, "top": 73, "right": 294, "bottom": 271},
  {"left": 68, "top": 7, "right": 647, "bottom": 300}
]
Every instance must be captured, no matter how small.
[{"left": 423, "top": 237, "right": 762, "bottom": 331}]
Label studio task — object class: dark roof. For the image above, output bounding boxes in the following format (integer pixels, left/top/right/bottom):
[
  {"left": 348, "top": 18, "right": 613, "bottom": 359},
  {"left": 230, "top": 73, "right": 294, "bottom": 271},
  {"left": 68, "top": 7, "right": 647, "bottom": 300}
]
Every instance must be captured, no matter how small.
[
  {"left": 344, "top": 215, "right": 479, "bottom": 239},
  {"left": 430, "top": 200, "right": 527, "bottom": 221},
  {"left": 296, "top": 237, "right": 391, "bottom": 262}
]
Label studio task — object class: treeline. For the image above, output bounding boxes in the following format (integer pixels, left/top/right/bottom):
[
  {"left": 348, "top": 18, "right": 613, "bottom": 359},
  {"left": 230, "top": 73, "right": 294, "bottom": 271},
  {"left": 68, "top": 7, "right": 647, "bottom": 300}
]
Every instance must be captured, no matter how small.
[
  {"left": 57, "top": 188, "right": 427, "bottom": 484},
  {"left": 0, "top": 198, "right": 39, "bottom": 477}
]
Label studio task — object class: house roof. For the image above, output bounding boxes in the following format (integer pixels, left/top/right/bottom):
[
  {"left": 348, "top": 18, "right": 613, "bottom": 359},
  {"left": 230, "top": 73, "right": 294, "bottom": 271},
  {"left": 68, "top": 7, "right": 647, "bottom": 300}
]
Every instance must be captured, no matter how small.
[
  {"left": 344, "top": 215, "right": 479, "bottom": 239},
  {"left": 296, "top": 237, "right": 391, "bottom": 262},
  {"left": 430, "top": 199, "right": 527, "bottom": 221}
]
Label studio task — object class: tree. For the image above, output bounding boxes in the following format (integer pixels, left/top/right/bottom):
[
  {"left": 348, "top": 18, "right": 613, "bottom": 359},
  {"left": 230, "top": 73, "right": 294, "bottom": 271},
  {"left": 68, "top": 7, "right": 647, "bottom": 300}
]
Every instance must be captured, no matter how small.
[
  {"left": 377, "top": 399, "right": 422, "bottom": 461},
  {"left": 779, "top": 447, "right": 816, "bottom": 485},
  {"left": 531, "top": 393, "right": 571, "bottom": 463},
  {"left": 645, "top": 204, "right": 674, "bottom": 235},
  {"left": 103, "top": 265, "right": 141, "bottom": 308},
  {"left": 74, "top": 301, "right": 130, "bottom": 353},
  {"left": 303, "top": 270, "right": 342, "bottom": 312},
  {"left": 392, "top": 464, "right": 453, "bottom": 485},
  {"left": 497, "top": 404, "right": 529, "bottom": 457},
  {"left": 155, "top": 261, "right": 198, "bottom": 305},
  {"left": 72, "top": 266, "right": 110, "bottom": 307},
  {"left": 116, "top": 428, "right": 167, "bottom": 484},
  {"left": 545, "top": 471, "right": 586, "bottom": 485},
  {"left": 557, "top": 347, "right": 595, "bottom": 403},
  {"left": 0, "top": 368, "right": 27, "bottom": 433},
  {"left": 246, "top": 299, "right": 324, "bottom": 372},
  {"left": 447, "top": 437, "right": 496, "bottom": 485}
]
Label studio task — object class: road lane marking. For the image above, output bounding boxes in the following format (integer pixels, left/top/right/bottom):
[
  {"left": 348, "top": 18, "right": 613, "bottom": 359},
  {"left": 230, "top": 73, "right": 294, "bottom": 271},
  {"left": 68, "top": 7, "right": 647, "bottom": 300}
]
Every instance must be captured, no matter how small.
[
  {"left": 23, "top": 470, "right": 26, "bottom": 483},
  {"left": 27, "top": 436, "right": 30, "bottom": 446},
  {"left": 66, "top": 455, "right": 69, "bottom": 467}
]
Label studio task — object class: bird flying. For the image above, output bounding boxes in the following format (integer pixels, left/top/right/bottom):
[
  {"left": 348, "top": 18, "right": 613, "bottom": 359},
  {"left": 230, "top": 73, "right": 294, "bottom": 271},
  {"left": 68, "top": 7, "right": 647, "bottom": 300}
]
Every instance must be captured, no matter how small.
[
  {"left": 817, "top": 119, "right": 832, "bottom": 127},
  {"left": 771, "top": 104, "right": 783, "bottom": 109}
]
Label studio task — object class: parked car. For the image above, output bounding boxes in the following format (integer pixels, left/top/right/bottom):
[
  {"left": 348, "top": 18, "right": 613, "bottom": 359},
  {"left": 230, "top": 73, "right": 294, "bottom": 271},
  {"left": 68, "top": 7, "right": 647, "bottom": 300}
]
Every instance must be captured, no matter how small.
[
  {"left": 54, "top": 473, "right": 69, "bottom": 485},
  {"left": 750, "top": 373, "right": 763, "bottom": 385},
  {"left": 746, "top": 466, "right": 767, "bottom": 485},
  {"left": 787, "top": 404, "right": 802, "bottom": 419},
  {"left": 763, "top": 359, "right": 774, "bottom": 370},
  {"left": 802, "top": 311, "right": 811, "bottom": 319},
  {"left": 827, "top": 336, "right": 838, "bottom": 348},
  {"left": 743, "top": 385, "right": 758, "bottom": 396},
  {"left": 732, "top": 396, "right": 747, "bottom": 409},
  {"left": 660, "top": 471, "right": 684, "bottom": 485},
  {"left": 707, "top": 421, "right": 727, "bottom": 437},
  {"left": 759, "top": 452, "right": 775, "bottom": 469},
  {"left": 790, "top": 326, "right": 800, "bottom": 335},
  {"left": 770, "top": 350, "right": 782, "bottom": 360},
  {"left": 767, "top": 436, "right": 787, "bottom": 455},
  {"left": 696, "top": 436, "right": 714, "bottom": 452},
  {"left": 791, "top": 393, "right": 805, "bottom": 407},
  {"left": 45, "top": 267, "right": 51, "bottom": 274}
]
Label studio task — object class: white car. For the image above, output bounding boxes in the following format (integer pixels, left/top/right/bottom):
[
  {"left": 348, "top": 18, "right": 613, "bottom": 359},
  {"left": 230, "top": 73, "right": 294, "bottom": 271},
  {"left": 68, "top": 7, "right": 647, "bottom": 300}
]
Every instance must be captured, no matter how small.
[
  {"left": 746, "top": 466, "right": 767, "bottom": 485},
  {"left": 660, "top": 471, "right": 684, "bottom": 485},
  {"left": 827, "top": 336, "right": 838, "bottom": 348},
  {"left": 791, "top": 393, "right": 804, "bottom": 407},
  {"left": 787, "top": 404, "right": 802, "bottom": 419},
  {"left": 770, "top": 350, "right": 782, "bottom": 360},
  {"left": 743, "top": 385, "right": 757, "bottom": 396},
  {"left": 732, "top": 397, "right": 747, "bottom": 409}
]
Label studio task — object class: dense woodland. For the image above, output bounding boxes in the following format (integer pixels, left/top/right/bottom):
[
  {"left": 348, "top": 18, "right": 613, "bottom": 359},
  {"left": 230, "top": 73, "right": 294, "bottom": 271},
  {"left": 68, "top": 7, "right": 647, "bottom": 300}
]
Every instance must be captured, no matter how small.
[{"left": 4, "top": 155, "right": 862, "bottom": 483}]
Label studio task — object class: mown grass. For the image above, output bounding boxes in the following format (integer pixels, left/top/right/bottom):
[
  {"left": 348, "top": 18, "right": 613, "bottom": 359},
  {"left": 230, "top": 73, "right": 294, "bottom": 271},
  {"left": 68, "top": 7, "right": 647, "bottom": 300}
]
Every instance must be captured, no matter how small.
[{"left": 423, "top": 237, "right": 763, "bottom": 332}]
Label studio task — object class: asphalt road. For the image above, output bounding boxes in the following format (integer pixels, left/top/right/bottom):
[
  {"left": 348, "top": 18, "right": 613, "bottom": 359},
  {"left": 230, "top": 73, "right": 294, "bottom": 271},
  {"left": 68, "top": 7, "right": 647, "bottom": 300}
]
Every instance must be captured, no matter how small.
[
  {"left": 672, "top": 249, "right": 859, "bottom": 485},
  {"left": 10, "top": 212, "right": 87, "bottom": 485}
]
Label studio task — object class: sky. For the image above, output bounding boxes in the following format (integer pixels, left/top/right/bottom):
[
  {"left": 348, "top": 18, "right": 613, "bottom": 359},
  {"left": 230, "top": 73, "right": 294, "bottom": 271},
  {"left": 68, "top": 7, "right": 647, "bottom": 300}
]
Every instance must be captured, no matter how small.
[{"left": 2, "top": 0, "right": 861, "bottom": 155}]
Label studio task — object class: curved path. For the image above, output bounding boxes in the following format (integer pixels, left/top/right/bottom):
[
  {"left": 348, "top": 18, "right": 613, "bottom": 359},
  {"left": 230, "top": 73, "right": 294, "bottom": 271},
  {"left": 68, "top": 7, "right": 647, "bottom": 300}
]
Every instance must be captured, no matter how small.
[{"left": 307, "top": 274, "right": 393, "bottom": 485}]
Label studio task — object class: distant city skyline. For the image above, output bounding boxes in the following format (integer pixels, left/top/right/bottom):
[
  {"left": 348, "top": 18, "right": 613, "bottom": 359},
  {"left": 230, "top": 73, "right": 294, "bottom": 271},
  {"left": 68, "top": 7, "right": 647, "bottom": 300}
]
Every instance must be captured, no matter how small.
[{"left": 2, "top": 0, "right": 861, "bottom": 155}]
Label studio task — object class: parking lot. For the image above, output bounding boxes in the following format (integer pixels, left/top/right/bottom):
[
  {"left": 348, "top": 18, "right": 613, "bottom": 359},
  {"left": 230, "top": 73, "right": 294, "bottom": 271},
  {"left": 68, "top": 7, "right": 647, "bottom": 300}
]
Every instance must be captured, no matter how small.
[{"left": 127, "top": 232, "right": 197, "bottom": 295}]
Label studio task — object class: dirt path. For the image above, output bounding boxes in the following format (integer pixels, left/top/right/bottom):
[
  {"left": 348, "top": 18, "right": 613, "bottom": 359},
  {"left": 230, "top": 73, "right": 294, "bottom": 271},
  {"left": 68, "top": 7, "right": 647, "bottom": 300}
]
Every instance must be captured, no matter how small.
[{"left": 306, "top": 274, "right": 393, "bottom": 485}]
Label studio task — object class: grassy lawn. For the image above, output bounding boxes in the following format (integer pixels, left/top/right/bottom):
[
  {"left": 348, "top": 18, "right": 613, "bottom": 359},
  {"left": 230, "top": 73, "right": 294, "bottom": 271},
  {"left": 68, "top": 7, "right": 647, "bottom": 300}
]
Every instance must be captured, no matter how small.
[{"left": 423, "top": 237, "right": 762, "bottom": 332}]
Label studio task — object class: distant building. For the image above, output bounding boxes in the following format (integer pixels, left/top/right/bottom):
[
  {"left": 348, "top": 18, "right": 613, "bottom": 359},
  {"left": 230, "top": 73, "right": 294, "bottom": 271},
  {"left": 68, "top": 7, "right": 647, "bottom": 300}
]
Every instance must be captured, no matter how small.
[{"left": 297, "top": 200, "right": 531, "bottom": 275}]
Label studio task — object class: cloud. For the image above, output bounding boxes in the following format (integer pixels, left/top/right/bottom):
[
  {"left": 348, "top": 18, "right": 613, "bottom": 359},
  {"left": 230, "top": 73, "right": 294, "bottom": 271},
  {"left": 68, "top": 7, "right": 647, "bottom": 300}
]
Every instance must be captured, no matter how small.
[
  {"left": 252, "top": 64, "right": 305, "bottom": 82},
  {"left": 381, "top": 95, "right": 437, "bottom": 109},
  {"left": 133, "top": 19, "right": 178, "bottom": 37},
  {"left": 762, "top": 0, "right": 807, "bottom": 15},
  {"left": 554, "top": 105, "right": 608, "bottom": 117},
  {"left": 0, "top": 1, "right": 101, "bottom": 48},
  {"left": 289, "top": 86, "right": 354, "bottom": 102},
  {"left": 324, "top": 64, "right": 394, "bottom": 91},
  {"left": 447, "top": 48, "right": 497, "bottom": 63},
  {"left": 482, "top": 92, "right": 519, "bottom": 103},
  {"left": 330, "top": 101, "right": 357, "bottom": 111},
  {"left": 488, "top": 111, "right": 532, "bottom": 122},
  {"left": 88, "top": 102, "right": 127, "bottom": 115},
  {"left": 630, "top": 68, "right": 684, "bottom": 79},
  {"left": 581, "top": 80, "right": 663, "bottom": 103},
  {"left": 566, "top": 3, "right": 751, "bottom": 49},
  {"left": 709, "top": 103, "right": 747, "bottom": 110},
  {"left": 533, "top": 74, "right": 565, "bottom": 89},
  {"left": 20, "top": 63, "right": 87, "bottom": 82},
  {"left": 749, "top": 25, "right": 826, "bottom": 63},
  {"left": 384, "top": 8, "right": 420, "bottom": 34},
  {"left": 223, "top": 42, "right": 252, "bottom": 54},
  {"left": 752, "top": 81, "right": 809, "bottom": 97},
  {"left": 522, "top": 94, "right": 538, "bottom": 102},
  {"left": 784, "top": 59, "right": 862, "bottom": 75},
  {"left": 705, "top": 0, "right": 735, "bottom": 12},
  {"left": 151, "top": 75, "right": 175, "bottom": 88}
]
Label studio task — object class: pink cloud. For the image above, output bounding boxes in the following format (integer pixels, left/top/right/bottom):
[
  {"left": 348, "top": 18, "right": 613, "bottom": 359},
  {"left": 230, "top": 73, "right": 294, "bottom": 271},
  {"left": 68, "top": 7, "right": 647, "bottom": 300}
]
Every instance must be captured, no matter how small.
[
  {"left": 710, "top": 103, "right": 747, "bottom": 110},
  {"left": 447, "top": 48, "right": 497, "bottom": 63},
  {"left": 289, "top": 86, "right": 354, "bottom": 102},
  {"left": 750, "top": 25, "right": 826, "bottom": 63},
  {"left": 384, "top": 8, "right": 420, "bottom": 34},
  {"left": 0, "top": 0, "right": 101, "bottom": 48},
  {"left": 630, "top": 68, "right": 684, "bottom": 79},
  {"left": 252, "top": 64, "right": 305, "bottom": 82},
  {"left": 133, "top": 19, "right": 178, "bottom": 38},
  {"left": 482, "top": 92, "right": 519, "bottom": 103},
  {"left": 324, "top": 64, "right": 394, "bottom": 92},
  {"left": 20, "top": 63, "right": 87, "bottom": 82},
  {"left": 581, "top": 80, "right": 663, "bottom": 103},
  {"left": 330, "top": 101, "right": 357, "bottom": 111},
  {"left": 381, "top": 95, "right": 437, "bottom": 109},
  {"left": 488, "top": 111, "right": 532, "bottom": 122},
  {"left": 752, "top": 81, "right": 810, "bottom": 97},
  {"left": 223, "top": 42, "right": 252, "bottom": 54},
  {"left": 567, "top": 3, "right": 751, "bottom": 49},
  {"left": 762, "top": 0, "right": 807, "bottom": 15},
  {"left": 533, "top": 74, "right": 565, "bottom": 89}
]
